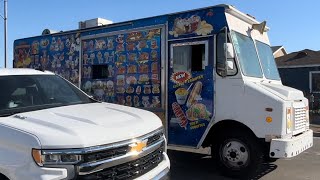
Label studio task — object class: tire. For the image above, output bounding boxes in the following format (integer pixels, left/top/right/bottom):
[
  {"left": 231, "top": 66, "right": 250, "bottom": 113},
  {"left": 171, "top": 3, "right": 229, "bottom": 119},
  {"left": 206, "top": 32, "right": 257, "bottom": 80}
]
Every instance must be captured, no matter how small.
[
  {"left": 0, "top": 174, "right": 9, "bottom": 180},
  {"left": 264, "top": 156, "right": 278, "bottom": 163},
  {"left": 212, "top": 130, "right": 263, "bottom": 178}
]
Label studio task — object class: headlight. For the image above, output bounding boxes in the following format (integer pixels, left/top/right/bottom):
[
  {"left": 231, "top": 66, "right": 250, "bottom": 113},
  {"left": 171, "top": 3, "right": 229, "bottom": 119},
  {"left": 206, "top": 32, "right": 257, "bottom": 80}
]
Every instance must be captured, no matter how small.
[
  {"left": 286, "top": 107, "right": 293, "bottom": 133},
  {"left": 305, "top": 106, "right": 309, "bottom": 124},
  {"left": 32, "top": 149, "right": 82, "bottom": 166}
]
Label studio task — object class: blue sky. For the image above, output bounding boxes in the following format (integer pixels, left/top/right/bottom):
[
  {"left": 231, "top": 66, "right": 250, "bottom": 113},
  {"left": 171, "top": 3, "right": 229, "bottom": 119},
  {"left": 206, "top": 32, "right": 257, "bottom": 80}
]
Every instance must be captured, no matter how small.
[{"left": 0, "top": 0, "right": 319, "bottom": 67}]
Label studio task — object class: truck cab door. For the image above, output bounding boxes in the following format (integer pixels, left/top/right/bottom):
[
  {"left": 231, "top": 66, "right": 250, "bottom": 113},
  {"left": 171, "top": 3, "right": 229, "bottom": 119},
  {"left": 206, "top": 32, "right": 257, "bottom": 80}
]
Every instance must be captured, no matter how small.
[{"left": 167, "top": 38, "right": 214, "bottom": 147}]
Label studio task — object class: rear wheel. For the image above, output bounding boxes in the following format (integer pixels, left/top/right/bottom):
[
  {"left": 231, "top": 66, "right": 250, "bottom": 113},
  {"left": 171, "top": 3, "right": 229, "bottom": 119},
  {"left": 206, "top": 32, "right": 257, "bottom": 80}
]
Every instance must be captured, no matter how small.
[
  {"left": 212, "top": 130, "right": 263, "bottom": 178},
  {"left": 0, "top": 174, "right": 9, "bottom": 180},
  {"left": 264, "top": 156, "right": 278, "bottom": 163}
]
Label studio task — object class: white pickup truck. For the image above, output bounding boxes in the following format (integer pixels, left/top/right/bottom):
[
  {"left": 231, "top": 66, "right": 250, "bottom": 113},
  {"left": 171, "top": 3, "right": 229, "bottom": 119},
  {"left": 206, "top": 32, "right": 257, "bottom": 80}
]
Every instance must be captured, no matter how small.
[{"left": 0, "top": 68, "right": 170, "bottom": 180}]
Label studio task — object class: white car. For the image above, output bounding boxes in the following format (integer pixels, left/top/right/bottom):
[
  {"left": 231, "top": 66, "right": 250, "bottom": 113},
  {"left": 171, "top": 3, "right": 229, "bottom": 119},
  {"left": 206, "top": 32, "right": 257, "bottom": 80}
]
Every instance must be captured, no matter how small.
[{"left": 0, "top": 68, "right": 170, "bottom": 180}]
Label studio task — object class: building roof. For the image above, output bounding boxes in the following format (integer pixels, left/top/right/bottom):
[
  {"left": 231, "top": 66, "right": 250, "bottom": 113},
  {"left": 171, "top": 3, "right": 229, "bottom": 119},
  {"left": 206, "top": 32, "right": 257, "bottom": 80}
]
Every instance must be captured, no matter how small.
[
  {"left": 272, "top": 45, "right": 287, "bottom": 56},
  {"left": 272, "top": 46, "right": 283, "bottom": 53},
  {"left": 276, "top": 49, "right": 320, "bottom": 67}
]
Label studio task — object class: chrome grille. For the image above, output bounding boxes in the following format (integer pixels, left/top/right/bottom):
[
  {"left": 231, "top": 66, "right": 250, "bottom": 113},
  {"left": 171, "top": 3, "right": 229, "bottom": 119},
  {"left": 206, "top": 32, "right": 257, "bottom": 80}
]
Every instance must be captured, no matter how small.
[
  {"left": 147, "top": 132, "right": 162, "bottom": 146},
  {"left": 77, "top": 128, "right": 165, "bottom": 178},
  {"left": 294, "top": 107, "right": 306, "bottom": 131},
  {"left": 83, "top": 145, "right": 129, "bottom": 163},
  {"left": 81, "top": 129, "right": 163, "bottom": 164},
  {"left": 77, "top": 142, "right": 165, "bottom": 180}
]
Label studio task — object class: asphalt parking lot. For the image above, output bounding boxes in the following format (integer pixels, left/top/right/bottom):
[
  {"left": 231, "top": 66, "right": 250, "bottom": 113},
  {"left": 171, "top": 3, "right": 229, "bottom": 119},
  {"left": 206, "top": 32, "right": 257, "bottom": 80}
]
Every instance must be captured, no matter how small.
[{"left": 167, "top": 137, "right": 320, "bottom": 180}]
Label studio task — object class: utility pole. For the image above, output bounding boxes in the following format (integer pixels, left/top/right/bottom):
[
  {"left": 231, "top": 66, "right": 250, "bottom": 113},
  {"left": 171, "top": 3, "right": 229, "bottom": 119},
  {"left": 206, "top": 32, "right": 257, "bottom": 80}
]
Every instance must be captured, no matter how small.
[
  {"left": 0, "top": 0, "right": 7, "bottom": 68},
  {"left": 4, "top": 0, "right": 7, "bottom": 68}
]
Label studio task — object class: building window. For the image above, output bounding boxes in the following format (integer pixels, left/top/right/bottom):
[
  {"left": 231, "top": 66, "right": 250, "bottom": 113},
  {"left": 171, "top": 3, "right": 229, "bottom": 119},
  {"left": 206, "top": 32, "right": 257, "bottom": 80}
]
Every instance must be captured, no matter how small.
[{"left": 310, "top": 71, "right": 320, "bottom": 93}]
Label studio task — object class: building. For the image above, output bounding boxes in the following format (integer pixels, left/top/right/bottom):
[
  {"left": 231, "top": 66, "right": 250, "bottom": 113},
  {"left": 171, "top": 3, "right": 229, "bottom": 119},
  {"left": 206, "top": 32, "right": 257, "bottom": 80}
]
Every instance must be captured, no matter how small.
[
  {"left": 276, "top": 49, "right": 320, "bottom": 109},
  {"left": 272, "top": 45, "right": 287, "bottom": 58}
]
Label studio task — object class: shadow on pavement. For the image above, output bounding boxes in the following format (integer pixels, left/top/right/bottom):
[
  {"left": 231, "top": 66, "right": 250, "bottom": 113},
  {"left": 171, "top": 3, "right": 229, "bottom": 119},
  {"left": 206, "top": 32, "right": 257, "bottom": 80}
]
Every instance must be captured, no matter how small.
[
  {"left": 167, "top": 150, "right": 278, "bottom": 180},
  {"left": 249, "top": 163, "right": 277, "bottom": 180}
]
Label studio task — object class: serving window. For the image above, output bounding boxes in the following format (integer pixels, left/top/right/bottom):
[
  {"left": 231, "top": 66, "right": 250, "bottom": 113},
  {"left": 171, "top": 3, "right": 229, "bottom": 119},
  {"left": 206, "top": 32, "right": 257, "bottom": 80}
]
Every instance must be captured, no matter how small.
[
  {"left": 172, "top": 41, "right": 208, "bottom": 73},
  {"left": 92, "top": 65, "right": 109, "bottom": 79}
]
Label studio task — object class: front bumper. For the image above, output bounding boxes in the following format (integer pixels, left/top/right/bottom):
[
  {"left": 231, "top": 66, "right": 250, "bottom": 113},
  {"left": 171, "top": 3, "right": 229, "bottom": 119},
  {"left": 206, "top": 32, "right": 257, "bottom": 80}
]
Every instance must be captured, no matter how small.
[
  {"left": 12, "top": 166, "right": 69, "bottom": 180},
  {"left": 18, "top": 153, "right": 169, "bottom": 180},
  {"left": 269, "top": 130, "right": 313, "bottom": 158}
]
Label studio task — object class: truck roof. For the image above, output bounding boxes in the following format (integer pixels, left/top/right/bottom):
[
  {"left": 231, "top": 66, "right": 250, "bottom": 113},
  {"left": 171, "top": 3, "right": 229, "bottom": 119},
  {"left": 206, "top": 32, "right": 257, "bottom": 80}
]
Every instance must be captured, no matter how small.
[
  {"left": 14, "top": 4, "right": 267, "bottom": 41},
  {"left": 0, "top": 68, "right": 54, "bottom": 76}
]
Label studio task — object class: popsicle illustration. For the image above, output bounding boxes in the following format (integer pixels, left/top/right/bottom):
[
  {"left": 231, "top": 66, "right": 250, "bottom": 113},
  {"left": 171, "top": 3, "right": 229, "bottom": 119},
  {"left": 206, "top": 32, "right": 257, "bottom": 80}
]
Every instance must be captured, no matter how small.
[{"left": 172, "top": 102, "right": 188, "bottom": 129}]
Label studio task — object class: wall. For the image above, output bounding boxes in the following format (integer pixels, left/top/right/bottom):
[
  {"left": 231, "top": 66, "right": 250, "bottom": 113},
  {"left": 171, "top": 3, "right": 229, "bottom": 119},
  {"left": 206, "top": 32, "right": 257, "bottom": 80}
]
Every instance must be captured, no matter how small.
[
  {"left": 274, "top": 48, "right": 286, "bottom": 58},
  {"left": 279, "top": 66, "right": 320, "bottom": 109}
]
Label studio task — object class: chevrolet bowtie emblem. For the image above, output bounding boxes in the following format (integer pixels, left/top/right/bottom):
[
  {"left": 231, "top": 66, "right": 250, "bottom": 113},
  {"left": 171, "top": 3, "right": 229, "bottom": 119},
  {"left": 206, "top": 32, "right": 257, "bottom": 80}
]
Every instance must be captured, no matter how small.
[{"left": 129, "top": 140, "right": 147, "bottom": 153}]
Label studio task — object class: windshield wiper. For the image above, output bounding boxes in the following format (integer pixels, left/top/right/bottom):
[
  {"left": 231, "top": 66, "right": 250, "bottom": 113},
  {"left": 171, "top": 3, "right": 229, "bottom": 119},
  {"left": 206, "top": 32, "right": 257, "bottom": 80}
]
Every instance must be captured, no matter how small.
[
  {"left": 0, "top": 101, "right": 96, "bottom": 118},
  {"left": 0, "top": 103, "right": 64, "bottom": 117},
  {"left": 0, "top": 111, "right": 21, "bottom": 117}
]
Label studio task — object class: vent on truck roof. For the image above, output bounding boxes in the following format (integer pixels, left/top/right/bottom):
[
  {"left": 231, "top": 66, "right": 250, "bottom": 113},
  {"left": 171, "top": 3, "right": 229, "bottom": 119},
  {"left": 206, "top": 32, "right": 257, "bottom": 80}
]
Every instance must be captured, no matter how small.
[
  {"left": 42, "top": 29, "right": 62, "bottom": 35},
  {"left": 78, "top": 18, "right": 113, "bottom": 29}
]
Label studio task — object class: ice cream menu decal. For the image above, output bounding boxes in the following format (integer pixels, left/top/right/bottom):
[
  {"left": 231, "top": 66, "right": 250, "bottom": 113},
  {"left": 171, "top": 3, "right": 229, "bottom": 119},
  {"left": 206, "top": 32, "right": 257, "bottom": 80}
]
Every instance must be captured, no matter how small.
[
  {"left": 81, "top": 29, "right": 161, "bottom": 109},
  {"left": 14, "top": 33, "right": 81, "bottom": 86},
  {"left": 168, "top": 70, "right": 214, "bottom": 147}
]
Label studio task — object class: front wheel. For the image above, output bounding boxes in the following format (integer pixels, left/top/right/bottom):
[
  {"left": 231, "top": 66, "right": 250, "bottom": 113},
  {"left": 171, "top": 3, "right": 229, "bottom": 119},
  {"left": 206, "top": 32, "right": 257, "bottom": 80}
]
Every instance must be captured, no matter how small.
[{"left": 212, "top": 131, "right": 263, "bottom": 178}]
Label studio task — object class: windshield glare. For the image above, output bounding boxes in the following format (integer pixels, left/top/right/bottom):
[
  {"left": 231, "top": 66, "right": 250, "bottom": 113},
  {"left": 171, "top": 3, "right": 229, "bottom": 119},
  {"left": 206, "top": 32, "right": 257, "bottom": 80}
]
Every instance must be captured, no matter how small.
[
  {"left": 256, "top": 41, "right": 281, "bottom": 80},
  {"left": 231, "top": 31, "right": 281, "bottom": 80},
  {"left": 0, "top": 75, "right": 93, "bottom": 116},
  {"left": 231, "top": 31, "right": 263, "bottom": 78}
]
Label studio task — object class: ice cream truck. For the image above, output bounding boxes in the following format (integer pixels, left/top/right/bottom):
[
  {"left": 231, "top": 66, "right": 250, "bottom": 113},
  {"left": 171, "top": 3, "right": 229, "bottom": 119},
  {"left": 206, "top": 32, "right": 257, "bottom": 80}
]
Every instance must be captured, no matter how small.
[{"left": 13, "top": 4, "right": 313, "bottom": 177}]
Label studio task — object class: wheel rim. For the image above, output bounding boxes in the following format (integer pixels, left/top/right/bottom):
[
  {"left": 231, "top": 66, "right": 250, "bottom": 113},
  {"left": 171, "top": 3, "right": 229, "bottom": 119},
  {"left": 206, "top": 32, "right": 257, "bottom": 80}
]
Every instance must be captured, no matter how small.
[{"left": 220, "top": 139, "right": 250, "bottom": 169}]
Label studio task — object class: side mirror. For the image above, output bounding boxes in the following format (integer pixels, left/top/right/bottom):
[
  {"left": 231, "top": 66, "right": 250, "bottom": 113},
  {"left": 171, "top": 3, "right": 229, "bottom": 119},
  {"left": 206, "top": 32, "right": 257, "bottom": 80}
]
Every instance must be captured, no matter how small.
[
  {"left": 224, "top": 43, "right": 235, "bottom": 59},
  {"left": 227, "top": 60, "right": 234, "bottom": 70}
]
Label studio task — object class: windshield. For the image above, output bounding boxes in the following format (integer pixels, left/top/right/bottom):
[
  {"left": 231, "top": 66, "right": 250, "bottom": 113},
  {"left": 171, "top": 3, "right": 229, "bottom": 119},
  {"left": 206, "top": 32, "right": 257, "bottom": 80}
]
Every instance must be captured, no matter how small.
[
  {"left": 231, "top": 31, "right": 263, "bottom": 78},
  {"left": 0, "top": 75, "right": 94, "bottom": 117},
  {"left": 256, "top": 40, "right": 281, "bottom": 80}
]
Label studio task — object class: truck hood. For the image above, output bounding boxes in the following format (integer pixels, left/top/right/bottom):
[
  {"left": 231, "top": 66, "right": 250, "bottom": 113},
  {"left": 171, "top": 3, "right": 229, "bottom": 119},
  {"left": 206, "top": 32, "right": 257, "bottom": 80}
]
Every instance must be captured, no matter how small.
[
  {"left": 258, "top": 83, "right": 305, "bottom": 101},
  {"left": 0, "top": 103, "right": 162, "bottom": 149}
]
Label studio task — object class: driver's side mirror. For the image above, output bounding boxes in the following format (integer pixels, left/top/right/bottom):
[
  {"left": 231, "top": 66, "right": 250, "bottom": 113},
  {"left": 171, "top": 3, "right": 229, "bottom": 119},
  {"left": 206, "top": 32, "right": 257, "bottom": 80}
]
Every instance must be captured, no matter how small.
[
  {"left": 227, "top": 60, "right": 234, "bottom": 70},
  {"left": 224, "top": 43, "right": 237, "bottom": 76},
  {"left": 224, "top": 43, "right": 235, "bottom": 59}
]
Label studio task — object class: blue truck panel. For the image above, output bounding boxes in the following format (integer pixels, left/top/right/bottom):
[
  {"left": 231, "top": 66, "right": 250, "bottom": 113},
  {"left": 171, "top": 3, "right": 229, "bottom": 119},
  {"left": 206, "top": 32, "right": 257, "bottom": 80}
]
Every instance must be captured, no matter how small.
[{"left": 13, "top": 6, "right": 228, "bottom": 148}]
